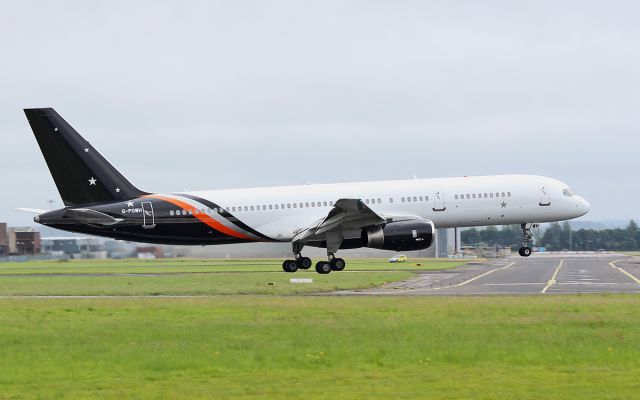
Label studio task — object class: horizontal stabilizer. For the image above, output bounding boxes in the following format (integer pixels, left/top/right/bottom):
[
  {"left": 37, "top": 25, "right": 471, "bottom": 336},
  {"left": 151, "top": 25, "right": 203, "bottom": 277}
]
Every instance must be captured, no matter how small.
[
  {"left": 15, "top": 208, "right": 48, "bottom": 214},
  {"left": 64, "top": 208, "right": 124, "bottom": 226}
]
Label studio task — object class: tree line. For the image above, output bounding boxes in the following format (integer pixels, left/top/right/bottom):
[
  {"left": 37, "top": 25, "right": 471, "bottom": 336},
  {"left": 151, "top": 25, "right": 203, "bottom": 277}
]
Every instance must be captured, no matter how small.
[{"left": 461, "top": 220, "right": 640, "bottom": 251}]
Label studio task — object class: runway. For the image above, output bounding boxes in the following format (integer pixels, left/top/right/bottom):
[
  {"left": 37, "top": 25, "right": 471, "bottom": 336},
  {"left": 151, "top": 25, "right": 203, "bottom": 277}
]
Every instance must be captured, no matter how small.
[{"left": 335, "top": 253, "right": 640, "bottom": 295}]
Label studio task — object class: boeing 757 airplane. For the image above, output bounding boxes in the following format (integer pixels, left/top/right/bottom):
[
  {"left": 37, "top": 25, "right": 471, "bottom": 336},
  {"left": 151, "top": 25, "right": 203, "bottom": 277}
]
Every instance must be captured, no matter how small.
[{"left": 21, "top": 108, "right": 590, "bottom": 273}]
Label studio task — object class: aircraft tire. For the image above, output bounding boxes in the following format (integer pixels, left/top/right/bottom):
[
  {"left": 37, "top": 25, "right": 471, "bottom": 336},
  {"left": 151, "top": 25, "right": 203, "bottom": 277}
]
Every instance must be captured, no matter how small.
[
  {"left": 330, "top": 258, "right": 346, "bottom": 271},
  {"left": 298, "top": 257, "right": 312, "bottom": 269},
  {"left": 315, "top": 261, "right": 331, "bottom": 274},
  {"left": 519, "top": 247, "right": 532, "bottom": 257},
  {"left": 283, "top": 259, "right": 299, "bottom": 273}
]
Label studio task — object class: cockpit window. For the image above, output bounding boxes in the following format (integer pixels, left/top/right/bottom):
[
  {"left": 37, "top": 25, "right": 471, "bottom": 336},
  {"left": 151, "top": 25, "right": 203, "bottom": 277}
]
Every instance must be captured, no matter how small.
[{"left": 562, "top": 188, "right": 575, "bottom": 197}]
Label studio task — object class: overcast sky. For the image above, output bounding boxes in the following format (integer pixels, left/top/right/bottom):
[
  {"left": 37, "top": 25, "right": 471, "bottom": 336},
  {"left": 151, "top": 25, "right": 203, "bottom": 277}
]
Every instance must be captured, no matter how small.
[{"left": 1, "top": 1, "right": 638, "bottom": 226}]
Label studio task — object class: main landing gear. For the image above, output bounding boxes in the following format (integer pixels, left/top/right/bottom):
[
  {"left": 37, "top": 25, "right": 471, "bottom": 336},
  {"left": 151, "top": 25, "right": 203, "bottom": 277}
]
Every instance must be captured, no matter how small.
[
  {"left": 282, "top": 253, "right": 346, "bottom": 274},
  {"left": 518, "top": 223, "right": 538, "bottom": 257},
  {"left": 315, "top": 254, "right": 346, "bottom": 274}
]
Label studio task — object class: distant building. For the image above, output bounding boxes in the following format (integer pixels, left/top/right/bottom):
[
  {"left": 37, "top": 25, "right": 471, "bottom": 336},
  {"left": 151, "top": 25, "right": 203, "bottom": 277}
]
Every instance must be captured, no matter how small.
[
  {"left": 41, "top": 237, "right": 107, "bottom": 259},
  {"left": 136, "top": 246, "right": 164, "bottom": 259},
  {"left": 417, "top": 228, "right": 460, "bottom": 258},
  {"left": 0, "top": 223, "right": 7, "bottom": 257},
  {"left": 8, "top": 227, "right": 41, "bottom": 255}
]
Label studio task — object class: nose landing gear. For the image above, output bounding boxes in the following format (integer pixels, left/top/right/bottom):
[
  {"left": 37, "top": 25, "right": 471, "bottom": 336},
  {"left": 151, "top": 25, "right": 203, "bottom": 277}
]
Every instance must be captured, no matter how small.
[{"left": 519, "top": 223, "right": 538, "bottom": 257}]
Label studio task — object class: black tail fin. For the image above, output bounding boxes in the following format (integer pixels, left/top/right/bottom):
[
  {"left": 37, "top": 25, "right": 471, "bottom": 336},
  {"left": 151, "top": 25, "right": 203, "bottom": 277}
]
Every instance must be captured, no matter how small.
[{"left": 24, "top": 108, "right": 146, "bottom": 207}]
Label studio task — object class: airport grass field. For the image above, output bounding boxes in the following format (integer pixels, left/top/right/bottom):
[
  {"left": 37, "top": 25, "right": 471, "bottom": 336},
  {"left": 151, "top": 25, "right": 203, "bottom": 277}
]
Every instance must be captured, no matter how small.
[
  {"left": 0, "top": 258, "right": 462, "bottom": 296},
  {"left": 1, "top": 259, "right": 640, "bottom": 399}
]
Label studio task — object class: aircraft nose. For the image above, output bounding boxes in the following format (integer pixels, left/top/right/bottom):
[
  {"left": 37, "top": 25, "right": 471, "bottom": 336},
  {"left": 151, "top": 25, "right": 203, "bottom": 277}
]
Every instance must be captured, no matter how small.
[{"left": 576, "top": 196, "right": 591, "bottom": 216}]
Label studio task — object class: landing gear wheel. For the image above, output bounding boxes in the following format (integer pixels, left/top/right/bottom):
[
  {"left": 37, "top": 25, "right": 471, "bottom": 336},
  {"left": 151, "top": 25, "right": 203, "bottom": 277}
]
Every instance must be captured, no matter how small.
[
  {"left": 282, "top": 259, "right": 299, "bottom": 273},
  {"left": 298, "top": 257, "right": 312, "bottom": 269},
  {"left": 518, "top": 247, "right": 532, "bottom": 257},
  {"left": 330, "top": 258, "right": 346, "bottom": 271},
  {"left": 315, "top": 261, "right": 332, "bottom": 274}
]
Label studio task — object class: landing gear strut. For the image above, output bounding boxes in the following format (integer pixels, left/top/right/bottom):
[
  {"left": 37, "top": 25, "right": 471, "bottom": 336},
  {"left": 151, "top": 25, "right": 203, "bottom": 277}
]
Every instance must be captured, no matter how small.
[{"left": 518, "top": 223, "right": 537, "bottom": 257}]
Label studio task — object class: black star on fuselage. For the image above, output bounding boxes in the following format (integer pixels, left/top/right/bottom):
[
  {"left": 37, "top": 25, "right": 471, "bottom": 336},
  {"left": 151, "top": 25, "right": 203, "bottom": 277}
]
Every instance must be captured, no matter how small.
[{"left": 500, "top": 201, "right": 507, "bottom": 208}]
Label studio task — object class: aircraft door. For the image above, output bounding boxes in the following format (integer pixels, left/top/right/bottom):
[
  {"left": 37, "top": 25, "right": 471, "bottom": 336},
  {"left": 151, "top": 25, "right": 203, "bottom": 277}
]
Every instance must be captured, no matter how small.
[
  {"left": 539, "top": 183, "right": 551, "bottom": 206},
  {"left": 141, "top": 201, "right": 156, "bottom": 228},
  {"left": 432, "top": 186, "right": 446, "bottom": 211}
]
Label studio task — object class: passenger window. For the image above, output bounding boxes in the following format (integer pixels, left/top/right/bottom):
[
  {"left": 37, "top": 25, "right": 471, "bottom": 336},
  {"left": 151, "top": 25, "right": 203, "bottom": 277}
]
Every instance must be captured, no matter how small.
[
  {"left": 250, "top": 206, "right": 254, "bottom": 211},
  {"left": 389, "top": 198, "right": 394, "bottom": 203},
  {"left": 311, "top": 202, "right": 315, "bottom": 207},
  {"left": 502, "top": 192, "right": 505, "bottom": 197},
  {"left": 507, "top": 192, "right": 511, "bottom": 197},
  {"left": 170, "top": 210, "right": 174, "bottom": 216},
  {"left": 287, "top": 204, "right": 291, "bottom": 209},
  {"left": 401, "top": 197, "right": 405, "bottom": 202},
  {"left": 455, "top": 195, "right": 458, "bottom": 200},
  {"left": 232, "top": 207, "right": 236, "bottom": 212},
  {"left": 484, "top": 193, "right": 487, "bottom": 198},
  {"left": 281, "top": 204, "right": 285, "bottom": 209},
  {"left": 377, "top": 198, "right": 381, "bottom": 203},
  {"left": 293, "top": 203, "right": 297, "bottom": 208},
  {"left": 419, "top": 196, "right": 423, "bottom": 201},
  {"left": 490, "top": 193, "right": 493, "bottom": 198},
  {"left": 472, "top": 194, "right": 476, "bottom": 199},
  {"left": 275, "top": 204, "right": 279, "bottom": 209},
  {"left": 365, "top": 199, "right": 370, "bottom": 204},
  {"left": 329, "top": 201, "right": 334, "bottom": 206},
  {"left": 495, "top": 192, "right": 499, "bottom": 197},
  {"left": 269, "top": 205, "right": 273, "bottom": 210},
  {"left": 407, "top": 197, "right": 412, "bottom": 202}
]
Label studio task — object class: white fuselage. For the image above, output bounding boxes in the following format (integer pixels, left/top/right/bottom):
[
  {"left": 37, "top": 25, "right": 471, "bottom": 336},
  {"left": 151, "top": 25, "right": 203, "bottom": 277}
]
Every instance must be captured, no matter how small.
[{"left": 184, "top": 174, "right": 590, "bottom": 241}]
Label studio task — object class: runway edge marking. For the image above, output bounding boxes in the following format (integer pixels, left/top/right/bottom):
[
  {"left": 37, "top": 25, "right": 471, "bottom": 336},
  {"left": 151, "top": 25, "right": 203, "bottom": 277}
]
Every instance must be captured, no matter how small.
[
  {"left": 541, "top": 259, "right": 564, "bottom": 294},
  {"left": 370, "top": 261, "right": 517, "bottom": 294},
  {"left": 609, "top": 259, "right": 640, "bottom": 286}
]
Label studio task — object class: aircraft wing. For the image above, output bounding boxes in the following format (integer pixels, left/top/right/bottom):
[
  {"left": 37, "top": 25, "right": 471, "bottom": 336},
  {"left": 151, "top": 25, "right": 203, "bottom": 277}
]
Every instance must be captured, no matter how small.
[{"left": 293, "top": 198, "right": 386, "bottom": 243}]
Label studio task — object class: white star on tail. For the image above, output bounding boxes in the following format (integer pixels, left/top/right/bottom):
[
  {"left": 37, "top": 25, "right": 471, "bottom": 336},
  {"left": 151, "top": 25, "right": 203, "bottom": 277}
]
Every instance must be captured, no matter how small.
[
  {"left": 115, "top": 188, "right": 121, "bottom": 193},
  {"left": 127, "top": 201, "right": 134, "bottom": 207},
  {"left": 84, "top": 148, "right": 89, "bottom": 153},
  {"left": 88, "top": 177, "right": 97, "bottom": 186}
]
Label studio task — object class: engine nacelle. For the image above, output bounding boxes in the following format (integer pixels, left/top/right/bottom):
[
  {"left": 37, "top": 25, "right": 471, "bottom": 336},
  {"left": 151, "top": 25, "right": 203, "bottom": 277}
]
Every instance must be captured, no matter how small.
[{"left": 361, "top": 220, "right": 435, "bottom": 251}]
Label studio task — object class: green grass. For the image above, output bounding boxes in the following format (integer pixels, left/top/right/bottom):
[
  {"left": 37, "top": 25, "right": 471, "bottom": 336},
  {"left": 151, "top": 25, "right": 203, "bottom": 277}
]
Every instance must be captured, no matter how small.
[
  {"left": 0, "top": 258, "right": 465, "bottom": 274},
  {"left": 0, "top": 259, "right": 464, "bottom": 296},
  {"left": 1, "top": 295, "right": 640, "bottom": 399},
  {"left": 0, "top": 270, "right": 414, "bottom": 296}
]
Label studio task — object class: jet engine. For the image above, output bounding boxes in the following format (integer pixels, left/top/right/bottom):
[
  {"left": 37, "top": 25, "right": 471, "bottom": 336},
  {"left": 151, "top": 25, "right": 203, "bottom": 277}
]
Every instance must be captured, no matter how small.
[{"left": 361, "top": 219, "right": 435, "bottom": 251}]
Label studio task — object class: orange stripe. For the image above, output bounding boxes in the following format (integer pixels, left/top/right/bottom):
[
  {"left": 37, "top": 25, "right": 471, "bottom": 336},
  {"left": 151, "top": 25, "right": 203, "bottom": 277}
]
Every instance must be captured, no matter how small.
[{"left": 143, "top": 194, "right": 254, "bottom": 240}]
